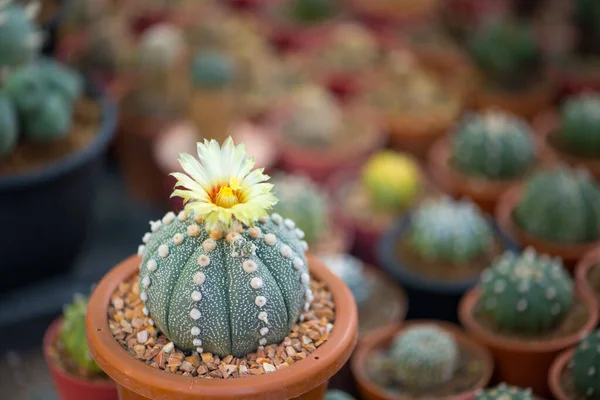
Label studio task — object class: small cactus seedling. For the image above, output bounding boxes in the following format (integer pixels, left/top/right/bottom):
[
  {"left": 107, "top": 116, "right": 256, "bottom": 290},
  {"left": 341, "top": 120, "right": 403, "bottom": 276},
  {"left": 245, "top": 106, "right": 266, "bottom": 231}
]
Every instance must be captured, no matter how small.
[
  {"left": 0, "top": 1, "right": 42, "bottom": 74},
  {"left": 139, "top": 138, "right": 313, "bottom": 357},
  {"left": 361, "top": 150, "right": 422, "bottom": 213},
  {"left": 468, "top": 18, "right": 540, "bottom": 88},
  {"left": 288, "top": 0, "right": 339, "bottom": 23},
  {"left": 325, "top": 390, "right": 356, "bottom": 400},
  {"left": 190, "top": 50, "right": 235, "bottom": 90},
  {"left": 0, "top": 92, "right": 18, "bottom": 156},
  {"left": 390, "top": 325, "right": 459, "bottom": 389},
  {"left": 451, "top": 111, "right": 536, "bottom": 180},
  {"left": 475, "top": 383, "right": 534, "bottom": 399},
  {"left": 408, "top": 197, "right": 494, "bottom": 263},
  {"left": 479, "top": 248, "right": 573, "bottom": 334},
  {"left": 270, "top": 173, "right": 329, "bottom": 245},
  {"left": 558, "top": 93, "right": 600, "bottom": 158},
  {"left": 59, "top": 294, "right": 104, "bottom": 376},
  {"left": 571, "top": 329, "right": 600, "bottom": 399},
  {"left": 319, "top": 253, "right": 372, "bottom": 304},
  {"left": 513, "top": 166, "right": 600, "bottom": 244}
]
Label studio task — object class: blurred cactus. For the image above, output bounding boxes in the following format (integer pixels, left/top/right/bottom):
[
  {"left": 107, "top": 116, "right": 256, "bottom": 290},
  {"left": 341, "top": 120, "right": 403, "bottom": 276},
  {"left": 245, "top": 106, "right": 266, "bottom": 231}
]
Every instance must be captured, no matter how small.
[
  {"left": 574, "top": 0, "right": 600, "bottom": 55},
  {"left": 559, "top": 93, "right": 600, "bottom": 158},
  {"left": 319, "top": 253, "right": 372, "bottom": 304},
  {"left": 391, "top": 325, "right": 459, "bottom": 389},
  {"left": 571, "top": 329, "right": 600, "bottom": 399},
  {"left": 191, "top": 50, "right": 235, "bottom": 89},
  {"left": 513, "top": 166, "right": 600, "bottom": 244},
  {"left": 479, "top": 248, "right": 573, "bottom": 334},
  {"left": 452, "top": 111, "right": 536, "bottom": 179},
  {"left": 23, "top": 93, "right": 72, "bottom": 142},
  {"left": 271, "top": 173, "right": 329, "bottom": 245},
  {"left": 0, "top": 1, "right": 42, "bottom": 73},
  {"left": 408, "top": 197, "right": 493, "bottom": 263},
  {"left": 138, "top": 23, "right": 186, "bottom": 72},
  {"left": 325, "top": 390, "right": 357, "bottom": 400},
  {"left": 0, "top": 93, "right": 18, "bottom": 156},
  {"left": 475, "top": 383, "right": 534, "bottom": 399},
  {"left": 38, "top": 58, "right": 84, "bottom": 103},
  {"left": 322, "top": 22, "right": 379, "bottom": 71},
  {"left": 289, "top": 0, "right": 339, "bottom": 23}
]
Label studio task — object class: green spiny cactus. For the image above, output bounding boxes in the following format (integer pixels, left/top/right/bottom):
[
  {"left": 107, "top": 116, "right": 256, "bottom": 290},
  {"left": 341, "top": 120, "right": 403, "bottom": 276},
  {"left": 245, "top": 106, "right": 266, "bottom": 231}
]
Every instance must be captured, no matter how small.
[
  {"left": 571, "top": 329, "right": 600, "bottom": 399},
  {"left": 5, "top": 63, "right": 47, "bottom": 114},
  {"left": 38, "top": 58, "right": 84, "bottom": 103},
  {"left": 59, "top": 294, "right": 104, "bottom": 375},
  {"left": 23, "top": 93, "right": 72, "bottom": 142},
  {"left": 325, "top": 390, "right": 357, "bottom": 400},
  {"left": 408, "top": 197, "right": 494, "bottom": 263},
  {"left": 0, "top": 1, "right": 42, "bottom": 72},
  {"left": 0, "top": 92, "right": 18, "bottom": 156},
  {"left": 322, "top": 23, "right": 379, "bottom": 72},
  {"left": 390, "top": 325, "right": 459, "bottom": 389},
  {"left": 191, "top": 50, "right": 235, "bottom": 89},
  {"left": 289, "top": 0, "right": 339, "bottom": 23},
  {"left": 558, "top": 93, "right": 600, "bottom": 158},
  {"left": 451, "top": 111, "right": 536, "bottom": 180},
  {"left": 139, "top": 138, "right": 312, "bottom": 358},
  {"left": 319, "top": 253, "right": 371, "bottom": 304},
  {"left": 468, "top": 19, "right": 540, "bottom": 88},
  {"left": 513, "top": 166, "right": 600, "bottom": 244},
  {"left": 271, "top": 173, "right": 329, "bottom": 245},
  {"left": 475, "top": 383, "right": 534, "bottom": 399},
  {"left": 479, "top": 248, "right": 573, "bottom": 334},
  {"left": 361, "top": 150, "right": 422, "bottom": 212}
]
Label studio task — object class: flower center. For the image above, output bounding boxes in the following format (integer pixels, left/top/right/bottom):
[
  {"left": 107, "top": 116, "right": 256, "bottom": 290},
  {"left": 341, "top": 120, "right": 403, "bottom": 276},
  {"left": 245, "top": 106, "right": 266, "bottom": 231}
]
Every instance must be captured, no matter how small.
[{"left": 215, "top": 185, "right": 240, "bottom": 208}]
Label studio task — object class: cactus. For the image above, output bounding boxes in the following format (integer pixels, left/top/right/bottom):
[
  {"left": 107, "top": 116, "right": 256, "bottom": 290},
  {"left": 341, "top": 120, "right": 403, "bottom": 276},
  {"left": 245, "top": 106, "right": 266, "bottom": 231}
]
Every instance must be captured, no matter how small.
[
  {"left": 479, "top": 248, "right": 573, "bottom": 334},
  {"left": 361, "top": 150, "right": 421, "bottom": 212},
  {"left": 139, "top": 138, "right": 312, "bottom": 358},
  {"left": 325, "top": 390, "right": 357, "bottom": 400},
  {"left": 558, "top": 93, "right": 600, "bottom": 158},
  {"left": 475, "top": 383, "right": 534, "bottom": 399},
  {"left": 468, "top": 18, "right": 540, "bottom": 88},
  {"left": 319, "top": 254, "right": 372, "bottom": 304},
  {"left": 451, "top": 111, "right": 536, "bottom": 180},
  {"left": 408, "top": 197, "right": 494, "bottom": 263},
  {"left": 0, "top": 1, "right": 42, "bottom": 73},
  {"left": 390, "top": 325, "right": 459, "bottom": 389},
  {"left": 283, "top": 84, "right": 343, "bottom": 147},
  {"left": 571, "top": 329, "right": 600, "bottom": 399},
  {"left": 270, "top": 173, "right": 329, "bottom": 245},
  {"left": 322, "top": 23, "right": 379, "bottom": 71},
  {"left": 38, "top": 58, "right": 84, "bottom": 103},
  {"left": 23, "top": 93, "right": 72, "bottom": 142},
  {"left": 0, "top": 92, "right": 18, "bottom": 156},
  {"left": 59, "top": 294, "right": 104, "bottom": 376},
  {"left": 289, "top": 0, "right": 339, "bottom": 23},
  {"left": 137, "top": 23, "right": 186, "bottom": 72},
  {"left": 191, "top": 50, "right": 235, "bottom": 89},
  {"left": 513, "top": 166, "right": 600, "bottom": 244}
]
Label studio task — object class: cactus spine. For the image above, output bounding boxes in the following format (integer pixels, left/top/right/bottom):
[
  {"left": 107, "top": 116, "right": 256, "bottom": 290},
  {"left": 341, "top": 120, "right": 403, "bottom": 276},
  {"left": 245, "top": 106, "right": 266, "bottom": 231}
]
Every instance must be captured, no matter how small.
[
  {"left": 559, "top": 93, "right": 600, "bottom": 158},
  {"left": 475, "top": 383, "right": 534, "bottom": 399}
]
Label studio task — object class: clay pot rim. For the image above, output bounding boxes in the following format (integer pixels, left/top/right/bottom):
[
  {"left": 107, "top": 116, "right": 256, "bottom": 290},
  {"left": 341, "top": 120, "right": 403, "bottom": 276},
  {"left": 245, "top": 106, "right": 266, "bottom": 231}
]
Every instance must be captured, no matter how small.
[
  {"left": 541, "top": 128, "right": 600, "bottom": 170},
  {"left": 376, "top": 213, "right": 518, "bottom": 294},
  {"left": 548, "top": 348, "right": 574, "bottom": 400},
  {"left": 575, "top": 247, "right": 600, "bottom": 302},
  {"left": 346, "top": 0, "right": 439, "bottom": 24},
  {"left": 495, "top": 185, "right": 600, "bottom": 260},
  {"left": 43, "top": 317, "right": 117, "bottom": 390},
  {"left": 350, "top": 320, "right": 494, "bottom": 400},
  {"left": 458, "top": 288, "right": 599, "bottom": 353},
  {"left": 86, "top": 254, "right": 358, "bottom": 399}
]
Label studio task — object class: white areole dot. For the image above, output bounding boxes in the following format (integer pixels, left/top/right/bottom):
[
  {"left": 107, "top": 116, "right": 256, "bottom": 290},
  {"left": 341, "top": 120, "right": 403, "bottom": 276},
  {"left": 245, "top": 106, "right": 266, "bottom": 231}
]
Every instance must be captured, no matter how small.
[
  {"left": 177, "top": 211, "right": 186, "bottom": 221},
  {"left": 249, "top": 227, "right": 262, "bottom": 238},
  {"left": 148, "top": 319, "right": 154, "bottom": 326},
  {"left": 191, "top": 327, "right": 200, "bottom": 336},
  {"left": 193, "top": 338, "right": 202, "bottom": 346},
  {"left": 260, "top": 327, "right": 269, "bottom": 336},
  {"left": 264, "top": 234, "right": 277, "bottom": 246},
  {"left": 255, "top": 296, "right": 267, "bottom": 307},
  {"left": 546, "top": 287, "right": 556, "bottom": 300},
  {"left": 150, "top": 220, "right": 162, "bottom": 232},
  {"left": 272, "top": 213, "right": 282, "bottom": 224},
  {"left": 258, "top": 311, "right": 268, "bottom": 322},
  {"left": 191, "top": 290, "right": 202, "bottom": 302},
  {"left": 301, "top": 241, "right": 309, "bottom": 251},
  {"left": 158, "top": 244, "right": 169, "bottom": 258},
  {"left": 259, "top": 216, "right": 269, "bottom": 223},
  {"left": 293, "top": 258, "right": 304, "bottom": 270},
  {"left": 250, "top": 277, "right": 263, "bottom": 289},
  {"left": 243, "top": 260, "right": 258, "bottom": 273},
  {"left": 140, "top": 292, "right": 148, "bottom": 302},
  {"left": 295, "top": 229, "right": 305, "bottom": 239},
  {"left": 162, "top": 211, "right": 176, "bottom": 225},
  {"left": 147, "top": 259, "right": 157, "bottom": 272},
  {"left": 190, "top": 308, "right": 201, "bottom": 320},
  {"left": 284, "top": 218, "right": 295, "bottom": 229},
  {"left": 142, "top": 276, "right": 151, "bottom": 288},
  {"left": 142, "top": 233, "right": 152, "bottom": 244},
  {"left": 173, "top": 233, "right": 184, "bottom": 245},
  {"left": 137, "top": 245, "right": 146, "bottom": 256},
  {"left": 187, "top": 224, "right": 200, "bottom": 237},
  {"left": 301, "top": 273, "right": 310, "bottom": 284},
  {"left": 516, "top": 299, "right": 528, "bottom": 312},
  {"left": 196, "top": 347, "right": 203, "bottom": 353},
  {"left": 259, "top": 338, "right": 267, "bottom": 346},
  {"left": 198, "top": 255, "right": 210, "bottom": 267},
  {"left": 280, "top": 245, "right": 292, "bottom": 258},
  {"left": 193, "top": 272, "right": 206, "bottom": 285},
  {"left": 202, "top": 239, "right": 216, "bottom": 252},
  {"left": 143, "top": 307, "right": 149, "bottom": 316}
]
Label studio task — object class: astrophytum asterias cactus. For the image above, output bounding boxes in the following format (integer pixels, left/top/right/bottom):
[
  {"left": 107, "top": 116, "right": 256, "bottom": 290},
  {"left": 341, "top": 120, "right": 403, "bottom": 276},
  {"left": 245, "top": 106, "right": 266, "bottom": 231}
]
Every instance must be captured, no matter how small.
[
  {"left": 137, "top": 138, "right": 313, "bottom": 357},
  {"left": 475, "top": 383, "right": 534, "bottom": 400}
]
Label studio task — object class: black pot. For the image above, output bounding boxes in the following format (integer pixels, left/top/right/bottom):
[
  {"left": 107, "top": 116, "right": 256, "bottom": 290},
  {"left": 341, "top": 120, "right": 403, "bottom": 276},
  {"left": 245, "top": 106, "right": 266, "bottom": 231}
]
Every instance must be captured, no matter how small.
[
  {"left": 0, "top": 86, "right": 117, "bottom": 293},
  {"left": 377, "top": 215, "right": 518, "bottom": 323}
]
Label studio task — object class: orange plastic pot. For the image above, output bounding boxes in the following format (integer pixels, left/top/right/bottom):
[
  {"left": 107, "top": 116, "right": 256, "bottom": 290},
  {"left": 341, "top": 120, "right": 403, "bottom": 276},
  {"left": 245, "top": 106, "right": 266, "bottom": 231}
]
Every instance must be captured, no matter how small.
[
  {"left": 548, "top": 349, "right": 574, "bottom": 400},
  {"left": 495, "top": 186, "right": 600, "bottom": 272},
  {"left": 575, "top": 247, "right": 600, "bottom": 316},
  {"left": 459, "top": 288, "right": 598, "bottom": 397},
  {"left": 351, "top": 321, "right": 493, "bottom": 400},
  {"left": 86, "top": 255, "right": 359, "bottom": 400}
]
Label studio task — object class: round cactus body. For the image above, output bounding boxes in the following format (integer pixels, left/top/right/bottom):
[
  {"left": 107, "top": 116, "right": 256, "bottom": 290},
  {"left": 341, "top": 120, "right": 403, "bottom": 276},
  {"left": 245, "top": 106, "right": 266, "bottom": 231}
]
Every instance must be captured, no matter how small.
[
  {"left": 391, "top": 325, "right": 459, "bottom": 389},
  {"left": 38, "top": 58, "right": 84, "bottom": 103},
  {"left": 289, "top": 0, "right": 338, "bottom": 23},
  {"left": 325, "top": 390, "right": 356, "bottom": 400},
  {"left": 559, "top": 93, "right": 600, "bottom": 157},
  {"left": 271, "top": 173, "right": 329, "bottom": 245},
  {"left": 572, "top": 329, "right": 600, "bottom": 399},
  {"left": 324, "top": 23, "right": 379, "bottom": 71},
  {"left": 23, "top": 93, "right": 72, "bottom": 142},
  {"left": 513, "top": 166, "right": 600, "bottom": 244},
  {"left": 408, "top": 197, "right": 494, "bottom": 263},
  {"left": 361, "top": 150, "right": 422, "bottom": 212},
  {"left": 191, "top": 51, "right": 235, "bottom": 89},
  {"left": 5, "top": 64, "right": 47, "bottom": 114},
  {"left": 0, "top": 93, "right": 18, "bottom": 156},
  {"left": 319, "top": 253, "right": 371, "bottom": 304},
  {"left": 479, "top": 248, "right": 574, "bottom": 334},
  {"left": 0, "top": 1, "right": 42, "bottom": 71},
  {"left": 475, "top": 383, "right": 534, "bottom": 399},
  {"left": 451, "top": 111, "right": 536, "bottom": 180},
  {"left": 138, "top": 23, "right": 186, "bottom": 72}
]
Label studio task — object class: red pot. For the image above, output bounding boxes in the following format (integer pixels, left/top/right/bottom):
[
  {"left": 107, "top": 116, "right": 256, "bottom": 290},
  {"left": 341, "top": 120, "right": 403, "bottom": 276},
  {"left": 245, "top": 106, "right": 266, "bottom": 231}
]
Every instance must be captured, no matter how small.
[
  {"left": 345, "top": 0, "right": 440, "bottom": 32},
  {"left": 548, "top": 349, "right": 575, "bottom": 400},
  {"left": 43, "top": 318, "right": 118, "bottom": 400},
  {"left": 575, "top": 247, "right": 600, "bottom": 318}
]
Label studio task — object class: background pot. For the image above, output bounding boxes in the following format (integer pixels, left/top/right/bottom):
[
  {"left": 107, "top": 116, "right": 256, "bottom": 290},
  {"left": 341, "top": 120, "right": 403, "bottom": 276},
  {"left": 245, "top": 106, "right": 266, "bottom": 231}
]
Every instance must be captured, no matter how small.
[
  {"left": 548, "top": 349, "right": 574, "bottom": 400},
  {"left": 575, "top": 247, "right": 600, "bottom": 316},
  {"left": 377, "top": 215, "right": 517, "bottom": 323},
  {"left": 459, "top": 288, "right": 598, "bottom": 397},
  {"left": 86, "top": 255, "right": 358, "bottom": 400},
  {"left": 495, "top": 186, "right": 600, "bottom": 272},
  {"left": 44, "top": 318, "right": 118, "bottom": 400},
  {"left": 0, "top": 87, "right": 116, "bottom": 293},
  {"left": 473, "top": 81, "right": 556, "bottom": 120},
  {"left": 350, "top": 321, "right": 494, "bottom": 400},
  {"left": 345, "top": 0, "right": 440, "bottom": 33}
]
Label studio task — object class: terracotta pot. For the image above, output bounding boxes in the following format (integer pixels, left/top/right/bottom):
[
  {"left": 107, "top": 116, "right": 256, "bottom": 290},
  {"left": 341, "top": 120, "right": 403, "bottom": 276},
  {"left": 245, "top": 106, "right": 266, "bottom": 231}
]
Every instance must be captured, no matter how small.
[
  {"left": 556, "top": 63, "right": 600, "bottom": 96},
  {"left": 473, "top": 81, "right": 556, "bottom": 120},
  {"left": 548, "top": 349, "right": 574, "bottom": 400},
  {"left": 495, "top": 186, "right": 600, "bottom": 272},
  {"left": 227, "top": 0, "right": 264, "bottom": 11},
  {"left": 86, "top": 255, "right": 359, "bottom": 400},
  {"left": 575, "top": 247, "right": 600, "bottom": 317},
  {"left": 459, "top": 288, "right": 598, "bottom": 397},
  {"left": 351, "top": 321, "right": 494, "bottom": 400},
  {"left": 346, "top": 0, "right": 440, "bottom": 31},
  {"left": 44, "top": 318, "right": 118, "bottom": 400}
]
